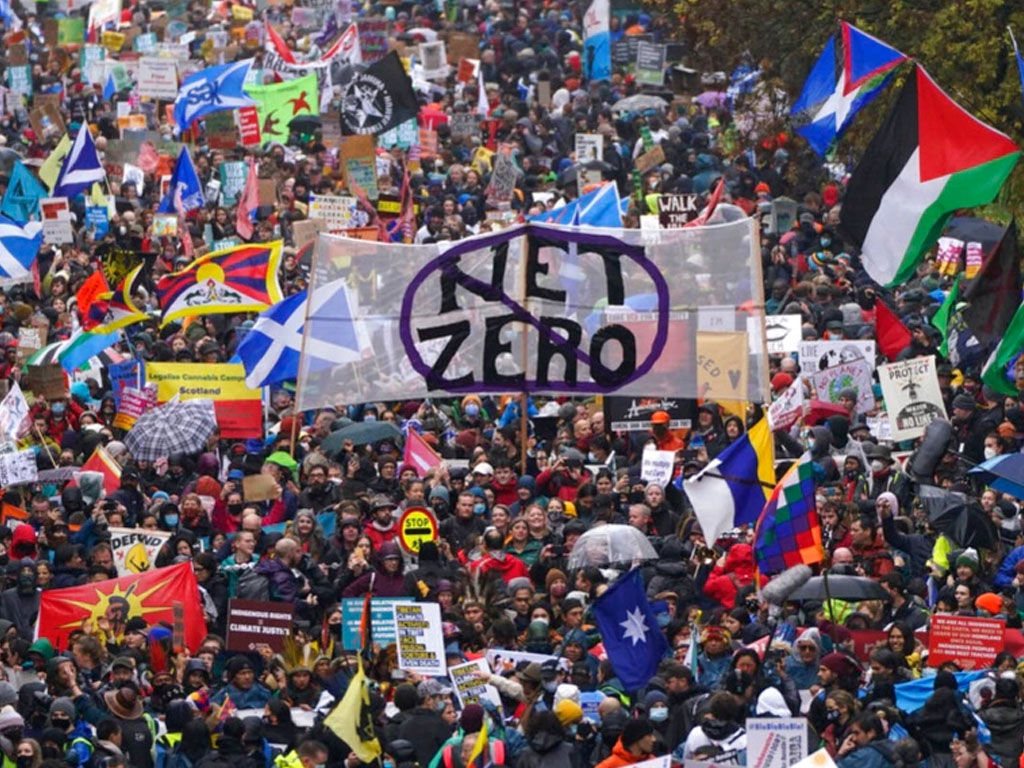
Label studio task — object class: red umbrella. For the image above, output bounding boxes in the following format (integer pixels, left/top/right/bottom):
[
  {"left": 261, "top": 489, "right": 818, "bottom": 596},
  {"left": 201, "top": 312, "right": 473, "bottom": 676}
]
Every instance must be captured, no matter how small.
[{"left": 806, "top": 399, "right": 848, "bottom": 425}]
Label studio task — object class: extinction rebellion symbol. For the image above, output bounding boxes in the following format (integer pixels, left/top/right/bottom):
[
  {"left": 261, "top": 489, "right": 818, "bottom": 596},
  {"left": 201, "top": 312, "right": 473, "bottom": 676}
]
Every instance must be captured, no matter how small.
[{"left": 341, "top": 74, "right": 394, "bottom": 135}]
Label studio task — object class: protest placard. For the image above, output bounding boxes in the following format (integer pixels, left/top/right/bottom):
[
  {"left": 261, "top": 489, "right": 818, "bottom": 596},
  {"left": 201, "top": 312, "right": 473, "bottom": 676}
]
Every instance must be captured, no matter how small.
[
  {"left": 928, "top": 614, "right": 1004, "bottom": 669},
  {"left": 23, "top": 363, "right": 67, "bottom": 400},
  {"left": 658, "top": 193, "right": 699, "bottom": 228},
  {"left": 604, "top": 396, "right": 694, "bottom": 432},
  {"left": 634, "top": 145, "right": 665, "bottom": 174},
  {"left": 810, "top": 359, "right": 875, "bottom": 414},
  {"left": 219, "top": 161, "right": 248, "bottom": 205},
  {"left": 394, "top": 602, "right": 446, "bottom": 675},
  {"left": 878, "top": 357, "right": 947, "bottom": 441},
  {"left": 419, "top": 41, "right": 448, "bottom": 79},
  {"left": 0, "top": 450, "right": 38, "bottom": 487},
  {"left": 238, "top": 106, "right": 261, "bottom": 146},
  {"left": 449, "top": 113, "right": 480, "bottom": 138},
  {"left": 138, "top": 57, "right": 178, "bottom": 100},
  {"left": 575, "top": 133, "right": 602, "bottom": 164},
  {"left": 448, "top": 659, "right": 502, "bottom": 710},
  {"left": 762, "top": 315, "right": 803, "bottom": 355},
  {"left": 768, "top": 378, "right": 805, "bottom": 431},
  {"left": 696, "top": 331, "right": 749, "bottom": 401},
  {"left": 340, "top": 597, "right": 413, "bottom": 649},
  {"left": 446, "top": 31, "right": 479, "bottom": 61},
  {"left": 340, "top": 134, "right": 378, "bottom": 199},
  {"left": 798, "top": 340, "right": 876, "bottom": 373},
  {"left": 641, "top": 448, "right": 676, "bottom": 488},
  {"left": 485, "top": 151, "right": 517, "bottom": 203},
  {"left": 17, "top": 328, "right": 40, "bottom": 365},
  {"left": 113, "top": 387, "right": 151, "bottom": 431},
  {"left": 635, "top": 41, "right": 666, "bottom": 86},
  {"left": 746, "top": 718, "right": 809, "bottom": 768},
  {"left": 484, "top": 649, "right": 569, "bottom": 674},
  {"left": 242, "top": 473, "right": 279, "bottom": 502},
  {"left": 29, "top": 104, "right": 64, "bottom": 142},
  {"left": 41, "top": 197, "right": 74, "bottom": 244},
  {"left": 309, "top": 195, "right": 359, "bottom": 230},
  {"left": 226, "top": 599, "right": 295, "bottom": 653},
  {"left": 109, "top": 527, "right": 172, "bottom": 575}
]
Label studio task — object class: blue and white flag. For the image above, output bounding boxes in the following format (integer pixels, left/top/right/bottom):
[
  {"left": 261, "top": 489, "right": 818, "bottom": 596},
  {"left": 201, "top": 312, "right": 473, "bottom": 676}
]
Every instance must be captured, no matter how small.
[
  {"left": 233, "top": 282, "right": 370, "bottom": 389},
  {"left": 583, "top": 0, "right": 611, "bottom": 81},
  {"left": 1, "top": 161, "right": 46, "bottom": 223},
  {"left": 529, "top": 183, "right": 623, "bottom": 227},
  {"left": 592, "top": 568, "right": 668, "bottom": 691},
  {"left": 1011, "top": 27, "right": 1024, "bottom": 110},
  {"left": 173, "top": 59, "right": 257, "bottom": 133},
  {"left": 158, "top": 147, "right": 205, "bottom": 214},
  {"left": 103, "top": 73, "right": 117, "bottom": 100},
  {"left": 0, "top": 0, "right": 21, "bottom": 32},
  {"left": 0, "top": 217, "right": 42, "bottom": 287},
  {"left": 53, "top": 127, "right": 106, "bottom": 199}
]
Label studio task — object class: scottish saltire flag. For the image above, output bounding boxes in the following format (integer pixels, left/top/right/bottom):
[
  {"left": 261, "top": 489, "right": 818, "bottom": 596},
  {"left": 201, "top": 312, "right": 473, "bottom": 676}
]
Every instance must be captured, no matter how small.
[
  {"left": 1, "top": 162, "right": 46, "bottom": 223},
  {"left": 790, "top": 22, "right": 906, "bottom": 155},
  {"left": 53, "top": 127, "right": 106, "bottom": 199},
  {"left": 1011, "top": 27, "right": 1024, "bottom": 109},
  {"left": 683, "top": 417, "right": 775, "bottom": 546},
  {"left": 0, "top": 217, "right": 42, "bottom": 287},
  {"left": 529, "top": 183, "right": 623, "bottom": 227},
  {"left": 754, "top": 453, "right": 824, "bottom": 575},
  {"left": 234, "top": 281, "right": 370, "bottom": 389},
  {"left": 158, "top": 147, "right": 205, "bottom": 214},
  {"left": 592, "top": 569, "right": 668, "bottom": 690},
  {"left": 173, "top": 59, "right": 257, "bottom": 132},
  {"left": 583, "top": 0, "right": 611, "bottom": 81}
]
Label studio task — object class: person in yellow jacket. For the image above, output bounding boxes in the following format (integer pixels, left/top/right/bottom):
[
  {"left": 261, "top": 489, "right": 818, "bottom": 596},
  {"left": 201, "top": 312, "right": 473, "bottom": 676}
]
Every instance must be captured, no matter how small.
[{"left": 273, "top": 740, "right": 328, "bottom": 768}]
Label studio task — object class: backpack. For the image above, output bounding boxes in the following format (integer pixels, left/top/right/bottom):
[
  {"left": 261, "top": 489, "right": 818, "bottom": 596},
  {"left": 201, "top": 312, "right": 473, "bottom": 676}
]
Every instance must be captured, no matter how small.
[{"left": 235, "top": 568, "right": 270, "bottom": 601}]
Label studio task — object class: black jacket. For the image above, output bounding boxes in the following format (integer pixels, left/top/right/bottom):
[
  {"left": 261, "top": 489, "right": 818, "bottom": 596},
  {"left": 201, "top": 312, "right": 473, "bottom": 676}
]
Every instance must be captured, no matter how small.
[
  {"left": 397, "top": 707, "right": 452, "bottom": 767},
  {"left": 978, "top": 700, "right": 1024, "bottom": 768}
]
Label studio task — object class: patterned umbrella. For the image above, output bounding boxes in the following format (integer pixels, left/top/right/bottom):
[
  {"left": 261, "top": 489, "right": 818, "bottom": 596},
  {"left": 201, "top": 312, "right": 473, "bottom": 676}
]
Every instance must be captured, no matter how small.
[{"left": 124, "top": 399, "right": 217, "bottom": 461}]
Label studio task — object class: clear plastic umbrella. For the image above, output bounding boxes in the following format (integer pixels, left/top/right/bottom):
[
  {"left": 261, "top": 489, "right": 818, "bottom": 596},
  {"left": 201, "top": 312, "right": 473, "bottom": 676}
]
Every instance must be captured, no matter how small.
[{"left": 567, "top": 524, "right": 659, "bottom": 570}]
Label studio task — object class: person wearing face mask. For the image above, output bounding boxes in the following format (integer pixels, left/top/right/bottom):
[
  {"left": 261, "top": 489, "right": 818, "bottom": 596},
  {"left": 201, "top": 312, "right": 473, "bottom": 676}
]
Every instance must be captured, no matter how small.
[
  {"left": 13, "top": 738, "right": 40, "bottom": 768},
  {"left": 297, "top": 464, "right": 341, "bottom": 512},
  {"left": 863, "top": 444, "right": 912, "bottom": 511},
  {"left": 642, "top": 691, "right": 671, "bottom": 754},
  {"left": 0, "top": 560, "right": 40, "bottom": 639},
  {"left": 47, "top": 698, "right": 93, "bottom": 768}
]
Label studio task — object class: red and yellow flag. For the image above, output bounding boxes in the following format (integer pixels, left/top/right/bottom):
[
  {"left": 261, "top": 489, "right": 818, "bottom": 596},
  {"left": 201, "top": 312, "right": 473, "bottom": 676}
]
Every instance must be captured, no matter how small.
[{"left": 37, "top": 562, "right": 205, "bottom": 652}]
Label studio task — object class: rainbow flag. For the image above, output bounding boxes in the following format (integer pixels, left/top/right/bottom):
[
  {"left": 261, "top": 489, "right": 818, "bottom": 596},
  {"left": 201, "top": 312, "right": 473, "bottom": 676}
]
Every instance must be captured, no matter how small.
[
  {"left": 156, "top": 241, "right": 283, "bottom": 326},
  {"left": 754, "top": 452, "right": 824, "bottom": 575}
]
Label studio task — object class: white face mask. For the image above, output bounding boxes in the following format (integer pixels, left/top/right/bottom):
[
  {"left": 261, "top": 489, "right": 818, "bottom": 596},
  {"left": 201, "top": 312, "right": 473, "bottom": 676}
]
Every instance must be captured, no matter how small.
[
  {"left": 984, "top": 447, "right": 998, "bottom": 460},
  {"left": 870, "top": 460, "right": 885, "bottom": 473}
]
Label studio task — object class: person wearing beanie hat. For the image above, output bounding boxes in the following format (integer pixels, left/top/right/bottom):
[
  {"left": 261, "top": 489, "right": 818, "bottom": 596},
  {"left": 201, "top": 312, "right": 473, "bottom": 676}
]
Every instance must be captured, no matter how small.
[
  {"left": 553, "top": 698, "right": 583, "bottom": 727},
  {"left": 770, "top": 371, "right": 794, "bottom": 394},
  {"left": 679, "top": 693, "right": 747, "bottom": 763},
  {"left": 595, "top": 717, "right": 656, "bottom": 768},
  {"left": 975, "top": 592, "right": 1004, "bottom": 617},
  {"left": 210, "top": 655, "right": 271, "bottom": 709}
]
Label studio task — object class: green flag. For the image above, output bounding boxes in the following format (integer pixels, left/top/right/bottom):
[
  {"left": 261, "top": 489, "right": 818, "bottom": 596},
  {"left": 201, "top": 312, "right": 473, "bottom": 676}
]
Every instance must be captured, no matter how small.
[
  {"left": 931, "top": 275, "right": 961, "bottom": 358},
  {"left": 244, "top": 72, "right": 318, "bottom": 145},
  {"left": 981, "top": 301, "right": 1024, "bottom": 396}
]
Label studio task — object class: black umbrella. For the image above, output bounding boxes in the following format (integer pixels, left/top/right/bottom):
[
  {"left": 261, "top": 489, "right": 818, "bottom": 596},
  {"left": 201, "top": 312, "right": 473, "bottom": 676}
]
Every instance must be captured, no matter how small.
[
  {"left": 928, "top": 502, "right": 999, "bottom": 549},
  {"left": 944, "top": 217, "right": 1004, "bottom": 255},
  {"left": 290, "top": 114, "right": 322, "bottom": 134},
  {"left": 789, "top": 575, "right": 890, "bottom": 602}
]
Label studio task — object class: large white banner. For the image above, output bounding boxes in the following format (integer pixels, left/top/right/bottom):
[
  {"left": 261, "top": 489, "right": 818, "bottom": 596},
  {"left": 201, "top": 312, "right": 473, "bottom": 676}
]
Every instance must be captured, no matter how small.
[
  {"left": 878, "top": 357, "right": 947, "bottom": 441},
  {"left": 298, "top": 219, "right": 763, "bottom": 408}
]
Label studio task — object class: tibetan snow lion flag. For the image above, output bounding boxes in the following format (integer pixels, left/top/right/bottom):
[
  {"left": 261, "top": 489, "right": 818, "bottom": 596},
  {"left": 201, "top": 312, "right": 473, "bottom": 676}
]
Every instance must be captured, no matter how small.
[
  {"left": 36, "top": 562, "right": 205, "bottom": 652},
  {"left": 156, "top": 241, "right": 284, "bottom": 327}
]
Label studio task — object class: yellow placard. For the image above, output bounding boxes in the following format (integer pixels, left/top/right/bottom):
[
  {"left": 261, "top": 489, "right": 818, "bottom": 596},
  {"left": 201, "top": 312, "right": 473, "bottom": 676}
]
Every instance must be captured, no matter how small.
[
  {"left": 101, "top": 30, "right": 125, "bottom": 52},
  {"left": 696, "top": 331, "right": 749, "bottom": 402},
  {"left": 145, "top": 363, "right": 260, "bottom": 403},
  {"left": 231, "top": 4, "right": 254, "bottom": 20}
]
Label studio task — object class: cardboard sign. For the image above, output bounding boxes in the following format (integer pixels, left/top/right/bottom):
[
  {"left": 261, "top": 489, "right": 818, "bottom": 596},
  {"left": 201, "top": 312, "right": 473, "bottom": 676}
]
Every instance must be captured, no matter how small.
[
  {"left": 928, "top": 614, "right": 1004, "bottom": 670},
  {"left": 634, "top": 145, "right": 665, "bottom": 174},
  {"left": 102, "top": 30, "right": 126, "bottom": 53},
  {"left": 226, "top": 599, "right": 295, "bottom": 653},
  {"left": 292, "top": 218, "right": 325, "bottom": 250},
  {"left": 449, "top": 659, "right": 502, "bottom": 710},
  {"left": 24, "top": 363, "right": 67, "bottom": 400},
  {"left": 205, "top": 110, "right": 238, "bottom": 150},
  {"left": 340, "top": 134, "right": 377, "bottom": 199},
  {"left": 696, "top": 331, "right": 749, "bottom": 401},
  {"left": 798, "top": 340, "right": 875, "bottom": 373},
  {"left": 340, "top": 597, "right": 413, "bottom": 649},
  {"left": 109, "top": 526, "right": 172, "bottom": 575},
  {"left": 575, "top": 133, "right": 602, "bottom": 164},
  {"left": 258, "top": 178, "right": 277, "bottom": 206},
  {"left": 309, "top": 194, "right": 358, "bottom": 230},
  {"left": 446, "top": 31, "right": 479, "bottom": 62},
  {"left": 810, "top": 359, "right": 875, "bottom": 415},
  {"left": 641, "top": 448, "right": 676, "bottom": 487},
  {"left": 658, "top": 193, "right": 699, "bottom": 228},
  {"left": 0, "top": 450, "right": 37, "bottom": 486},
  {"left": 242, "top": 473, "right": 279, "bottom": 502},
  {"left": 138, "top": 57, "right": 179, "bottom": 100},
  {"left": 394, "top": 601, "right": 446, "bottom": 675},
  {"left": 877, "top": 357, "right": 948, "bottom": 441},
  {"left": 746, "top": 718, "right": 809, "bottom": 768}
]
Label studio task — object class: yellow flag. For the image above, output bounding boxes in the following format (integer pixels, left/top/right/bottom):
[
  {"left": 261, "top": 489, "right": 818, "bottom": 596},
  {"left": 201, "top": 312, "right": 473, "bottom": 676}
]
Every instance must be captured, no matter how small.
[
  {"left": 466, "top": 717, "right": 489, "bottom": 767},
  {"left": 323, "top": 658, "right": 382, "bottom": 763},
  {"left": 40, "top": 134, "right": 72, "bottom": 192}
]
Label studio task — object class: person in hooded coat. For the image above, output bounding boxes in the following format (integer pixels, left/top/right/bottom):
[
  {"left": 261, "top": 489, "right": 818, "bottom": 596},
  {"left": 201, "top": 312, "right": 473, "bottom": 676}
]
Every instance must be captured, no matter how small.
[
  {"left": 703, "top": 544, "right": 755, "bottom": 610},
  {"left": 907, "top": 674, "right": 974, "bottom": 768},
  {"left": 977, "top": 677, "right": 1024, "bottom": 768},
  {"left": 677, "top": 693, "right": 746, "bottom": 764},
  {"left": 469, "top": 528, "right": 530, "bottom": 584},
  {"left": 516, "top": 710, "right": 577, "bottom": 768},
  {"left": 342, "top": 541, "right": 408, "bottom": 597},
  {"left": 783, "top": 628, "right": 822, "bottom": 690},
  {"left": 0, "top": 559, "right": 40, "bottom": 638},
  {"left": 644, "top": 539, "right": 694, "bottom": 602}
]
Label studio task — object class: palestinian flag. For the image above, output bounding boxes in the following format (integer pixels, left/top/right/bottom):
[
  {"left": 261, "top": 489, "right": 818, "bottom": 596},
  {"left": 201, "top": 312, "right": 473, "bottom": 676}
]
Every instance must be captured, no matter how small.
[{"left": 840, "top": 64, "right": 1020, "bottom": 287}]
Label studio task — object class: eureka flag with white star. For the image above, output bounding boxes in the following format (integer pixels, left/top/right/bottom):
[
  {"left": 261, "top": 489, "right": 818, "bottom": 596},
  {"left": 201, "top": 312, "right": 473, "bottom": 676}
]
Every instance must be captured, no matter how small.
[{"left": 592, "top": 568, "right": 669, "bottom": 691}]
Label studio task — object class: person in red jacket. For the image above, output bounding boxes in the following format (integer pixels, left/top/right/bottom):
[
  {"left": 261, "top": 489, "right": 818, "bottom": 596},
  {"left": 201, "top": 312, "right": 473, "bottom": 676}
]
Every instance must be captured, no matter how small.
[
  {"left": 704, "top": 543, "right": 756, "bottom": 610},
  {"left": 470, "top": 528, "right": 530, "bottom": 584},
  {"left": 595, "top": 719, "right": 657, "bottom": 768},
  {"left": 490, "top": 461, "right": 519, "bottom": 507},
  {"left": 364, "top": 494, "right": 400, "bottom": 550},
  {"left": 536, "top": 453, "right": 591, "bottom": 502}
]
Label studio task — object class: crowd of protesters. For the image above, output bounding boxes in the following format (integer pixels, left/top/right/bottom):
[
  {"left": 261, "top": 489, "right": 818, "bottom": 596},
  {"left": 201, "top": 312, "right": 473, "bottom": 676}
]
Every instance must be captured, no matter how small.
[{"left": 0, "top": 0, "right": 1020, "bottom": 766}]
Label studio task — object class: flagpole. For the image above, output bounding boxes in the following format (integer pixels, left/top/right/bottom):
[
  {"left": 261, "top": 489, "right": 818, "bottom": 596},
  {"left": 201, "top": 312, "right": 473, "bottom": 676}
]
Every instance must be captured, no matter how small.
[
  {"left": 34, "top": 424, "right": 56, "bottom": 468},
  {"left": 518, "top": 233, "right": 529, "bottom": 477}
]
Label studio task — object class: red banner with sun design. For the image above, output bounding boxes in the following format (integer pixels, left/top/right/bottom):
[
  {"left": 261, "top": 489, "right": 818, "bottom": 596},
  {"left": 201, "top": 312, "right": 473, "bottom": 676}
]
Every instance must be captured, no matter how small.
[
  {"left": 37, "top": 562, "right": 205, "bottom": 652},
  {"left": 155, "top": 241, "right": 284, "bottom": 327}
]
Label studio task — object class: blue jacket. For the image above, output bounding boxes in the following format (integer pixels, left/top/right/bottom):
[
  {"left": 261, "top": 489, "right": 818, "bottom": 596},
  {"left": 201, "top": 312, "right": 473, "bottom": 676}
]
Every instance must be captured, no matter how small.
[
  {"left": 838, "top": 741, "right": 896, "bottom": 768},
  {"left": 210, "top": 682, "right": 272, "bottom": 709},
  {"left": 994, "top": 545, "right": 1024, "bottom": 588}
]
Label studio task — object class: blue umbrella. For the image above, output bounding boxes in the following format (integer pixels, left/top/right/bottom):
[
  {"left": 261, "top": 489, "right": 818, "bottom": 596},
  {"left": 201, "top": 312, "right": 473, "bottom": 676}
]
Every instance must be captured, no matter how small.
[{"left": 968, "top": 454, "right": 1024, "bottom": 499}]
